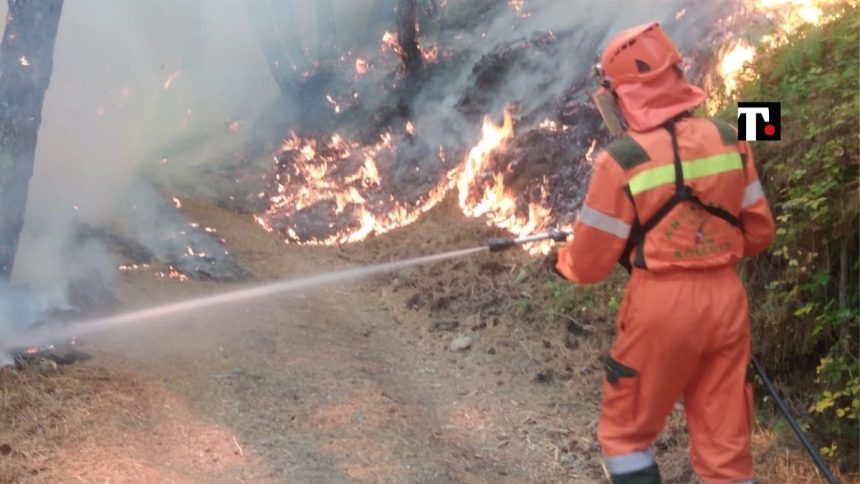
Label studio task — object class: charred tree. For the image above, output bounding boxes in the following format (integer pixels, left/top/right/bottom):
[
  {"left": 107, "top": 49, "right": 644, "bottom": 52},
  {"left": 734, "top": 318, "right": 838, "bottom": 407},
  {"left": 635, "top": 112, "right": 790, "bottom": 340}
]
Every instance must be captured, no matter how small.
[
  {"left": 316, "top": 0, "right": 338, "bottom": 61},
  {"left": 244, "top": 0, "right": 308, "bottom": 96},
  {"left": 0, "top": 0, "right": 64, "bottom": 280},
  {"left": 396, "top": 0, "right": 422, "bottom": 73}
]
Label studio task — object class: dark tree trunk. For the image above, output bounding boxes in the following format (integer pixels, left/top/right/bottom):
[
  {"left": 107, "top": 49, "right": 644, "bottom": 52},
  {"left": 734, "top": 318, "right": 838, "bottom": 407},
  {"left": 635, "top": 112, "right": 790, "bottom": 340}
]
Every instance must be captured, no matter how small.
[
  {"left": 396, "top": 0, "right": 421, "bottom": 73},
  {"left": 0, "top": 0, "right": 64, "bottom": 280},
  {"left": 244, "top": 0, "right": 308, "bottom": 96},
  {"left": 316, "top": 0, "right": 337, "bottom": 60}
]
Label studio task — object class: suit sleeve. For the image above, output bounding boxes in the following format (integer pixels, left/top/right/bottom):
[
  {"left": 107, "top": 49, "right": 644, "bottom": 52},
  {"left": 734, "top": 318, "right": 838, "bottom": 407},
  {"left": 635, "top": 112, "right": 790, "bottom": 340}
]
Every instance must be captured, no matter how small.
[
  {"left": 555, "top": 151, "right": 635, "bottom": 284},
  {"left": 738, "top": 141, "right": 775, "bottom": 257}
]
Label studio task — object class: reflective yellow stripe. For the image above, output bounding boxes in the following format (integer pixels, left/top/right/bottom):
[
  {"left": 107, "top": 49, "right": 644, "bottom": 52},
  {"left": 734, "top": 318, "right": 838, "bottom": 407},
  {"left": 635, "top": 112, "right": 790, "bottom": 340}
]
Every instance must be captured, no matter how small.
[{"left": 628, "top": 153, "right": 743, "bottom": 196}]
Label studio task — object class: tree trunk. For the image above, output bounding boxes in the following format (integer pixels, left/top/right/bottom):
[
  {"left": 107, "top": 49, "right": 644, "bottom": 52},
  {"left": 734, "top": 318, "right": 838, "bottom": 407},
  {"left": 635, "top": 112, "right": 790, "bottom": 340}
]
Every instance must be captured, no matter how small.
[
  {"left": 0, "top": 0, "right": 64, "bottom": 280},
  {"left": 396, "top": 0, "right": 421, "bottom": 73},
  {"left": 316, "top": 0, "right": 337, "bottom": 61},
  {"left": 244, "top": 0, "right": 308, "bottom": 96}
]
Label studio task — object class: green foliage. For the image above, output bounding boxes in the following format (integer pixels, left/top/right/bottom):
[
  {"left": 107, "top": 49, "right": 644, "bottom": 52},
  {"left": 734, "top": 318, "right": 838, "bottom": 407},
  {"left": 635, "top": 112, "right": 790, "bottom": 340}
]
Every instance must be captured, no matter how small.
[
  {"left": 720, "top": 4, "right": 859, "bottom": 462},
  {"left": 542, "top": 270, "right": 626, "bottom": 326}
]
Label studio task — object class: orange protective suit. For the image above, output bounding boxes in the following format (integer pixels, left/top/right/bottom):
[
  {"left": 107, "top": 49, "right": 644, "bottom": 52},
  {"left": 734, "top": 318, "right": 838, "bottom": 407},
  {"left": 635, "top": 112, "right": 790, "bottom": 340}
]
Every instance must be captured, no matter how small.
[{"left": 555, "top": 79, "right": 775, "bottom": 484}]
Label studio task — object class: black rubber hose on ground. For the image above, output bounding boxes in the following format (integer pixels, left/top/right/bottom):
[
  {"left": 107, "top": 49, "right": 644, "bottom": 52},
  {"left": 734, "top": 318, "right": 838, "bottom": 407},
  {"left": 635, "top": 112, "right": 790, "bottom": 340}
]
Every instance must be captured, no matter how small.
[{"left": 751, "top": 356, "right": 839, "bottom": 484}]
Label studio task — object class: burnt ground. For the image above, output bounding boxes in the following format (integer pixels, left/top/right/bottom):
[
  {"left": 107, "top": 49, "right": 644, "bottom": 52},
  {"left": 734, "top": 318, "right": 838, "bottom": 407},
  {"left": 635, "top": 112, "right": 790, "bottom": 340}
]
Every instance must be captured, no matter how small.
[{"left": 0, "top": 197, "right": 843, "bottom": 484}]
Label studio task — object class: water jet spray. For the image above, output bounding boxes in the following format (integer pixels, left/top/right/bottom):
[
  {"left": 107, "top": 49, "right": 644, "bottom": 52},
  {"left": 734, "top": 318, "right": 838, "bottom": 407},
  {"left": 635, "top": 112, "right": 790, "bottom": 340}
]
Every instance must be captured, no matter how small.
[
  {"left": 3, "top": 227, "right": 575, "bottom": 365},
  {"left": 2, "top": 246, "right": 488, "bottom": 358}
]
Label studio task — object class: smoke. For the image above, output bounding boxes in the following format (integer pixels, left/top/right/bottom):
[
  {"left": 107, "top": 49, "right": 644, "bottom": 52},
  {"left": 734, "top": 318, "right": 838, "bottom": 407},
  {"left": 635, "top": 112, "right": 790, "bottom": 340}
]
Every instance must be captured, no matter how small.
[
  {"left": 2, "top": 0, "right": 291, "bottom": 341},
  {"left": 407, "top": 0, "right": 734, "bottom": 138},
  {"left": 0, "top": 0, "right": 740, "bottom": 348}
]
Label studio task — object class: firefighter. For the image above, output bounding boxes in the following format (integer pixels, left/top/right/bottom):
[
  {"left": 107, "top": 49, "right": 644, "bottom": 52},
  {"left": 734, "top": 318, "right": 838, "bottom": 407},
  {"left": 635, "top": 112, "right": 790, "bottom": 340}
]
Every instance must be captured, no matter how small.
[{"left": 553, "top": 23, "right": 775, "bottom": 484}]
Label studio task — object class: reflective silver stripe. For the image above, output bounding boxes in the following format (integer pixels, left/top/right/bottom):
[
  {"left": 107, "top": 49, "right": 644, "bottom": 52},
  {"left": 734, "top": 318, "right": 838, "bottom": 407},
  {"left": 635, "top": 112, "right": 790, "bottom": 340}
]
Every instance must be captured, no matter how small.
[
  {"left": 579, "top": 205, "right": 631, "bottom": 239},
  {"left": 741, "top": 180, "right": 764, "bottom": 209},
  {"left": 603, "top": 448, "right": 655, "bottom": 474}
]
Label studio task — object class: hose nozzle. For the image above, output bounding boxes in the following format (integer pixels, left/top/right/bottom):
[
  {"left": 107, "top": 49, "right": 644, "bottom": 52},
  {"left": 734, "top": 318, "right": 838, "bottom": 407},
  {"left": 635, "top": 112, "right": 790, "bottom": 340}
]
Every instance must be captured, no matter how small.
[
  {"left": 486, "top": 229, "right": 571, "bottom": 252},
  {"left": 488, "top": 238, "right": 517, "bottom": 252}
]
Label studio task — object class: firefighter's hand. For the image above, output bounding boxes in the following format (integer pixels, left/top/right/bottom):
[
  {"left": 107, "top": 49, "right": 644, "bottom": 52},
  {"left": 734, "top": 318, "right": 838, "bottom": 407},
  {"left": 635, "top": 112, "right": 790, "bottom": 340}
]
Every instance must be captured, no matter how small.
[
  {"left": 549, "top": 228, "right": 571, "bottom": 242},
  {"left": 543, "top": 249, "right": 565, "bottom": 279}
]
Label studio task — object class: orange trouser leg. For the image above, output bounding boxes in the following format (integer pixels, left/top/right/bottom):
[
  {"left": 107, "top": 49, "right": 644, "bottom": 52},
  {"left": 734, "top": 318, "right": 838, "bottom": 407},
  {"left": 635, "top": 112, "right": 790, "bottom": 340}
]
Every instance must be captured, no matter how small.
[
  {"left": 683, "top": 305, "right": 754, "bottom": 482},
  {"left": 597, "top": 267, "right": 754, "bottom": 482}
]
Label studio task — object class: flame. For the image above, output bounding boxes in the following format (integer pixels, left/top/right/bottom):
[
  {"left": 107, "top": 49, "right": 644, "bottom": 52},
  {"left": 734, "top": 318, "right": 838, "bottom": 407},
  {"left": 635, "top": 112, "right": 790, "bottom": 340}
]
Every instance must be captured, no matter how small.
[
  {"left": 259, "top": 110, "right": 564, "bottom": 253},
  {"left": 118, "top": 263, "right": 151, "bottom": 272},
  {"left": 157, "top": 267, "right": 189, "bottom": 282},
  {"left": 382, "top": 30, "right": 439, "bottom": 64},
  {"left": 456, "top": 112, "right": 515, "bottom": 213},
  {"left": 419, "top": 42, "right": 439, "bottom": 64},
  {"left": 251, "top": 0, "right": 849, "bottom": 255},
  {"left": 714, "top": 0, "right": 844, "bottom": 100},
  {"left": 585, "top": 139, "right": 598, "bottom": 162},
  {"left": 257, "top": 128, "right": 455, "bottom": 245},
  {"left": 381, "top": 31, "right": 401, "bottom": 56},
  {"left": 355, "top": 58, "right": 368, "bottom": 75},
  {"left": 18, "top": 55, "right": 29, "bottom": 66},
  {"left": 538, "top": 118, "right": 560, "bottom": 131},
  {"left": 325, "top": 94, "right": 342, "bottom": 114},
  {"left": 454, "top": 111, "right": 555, "bottom": 255},
  {"left": 718, "top": 41, "right": 756, "bottom": 95},
  {"left": 751, "top": 0, "right": 837, "bottom": 30}
]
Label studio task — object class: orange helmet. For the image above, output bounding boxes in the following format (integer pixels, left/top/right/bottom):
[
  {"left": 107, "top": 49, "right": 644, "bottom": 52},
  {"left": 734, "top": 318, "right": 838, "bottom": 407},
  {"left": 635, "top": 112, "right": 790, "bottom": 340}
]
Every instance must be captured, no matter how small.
[{"left": 600, "top": 22, "right": 683, "bottom": 88}]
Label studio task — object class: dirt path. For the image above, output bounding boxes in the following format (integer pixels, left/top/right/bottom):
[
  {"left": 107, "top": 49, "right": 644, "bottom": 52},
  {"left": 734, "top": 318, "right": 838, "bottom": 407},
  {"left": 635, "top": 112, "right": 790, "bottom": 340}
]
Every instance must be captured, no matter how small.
[
  {"left": 4, "top": 199, "right": 831, "bottom": 483},
  {"left": 82, "top": 199, "right": 590, "bottom": 483}
]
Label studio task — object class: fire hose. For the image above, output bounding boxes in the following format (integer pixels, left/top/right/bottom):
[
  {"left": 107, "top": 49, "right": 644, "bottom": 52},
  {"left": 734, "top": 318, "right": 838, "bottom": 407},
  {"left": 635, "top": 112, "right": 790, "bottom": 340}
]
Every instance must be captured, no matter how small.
[
  {"left": 487, "top": 230, "right": 840, "bottom": 483},
  {"left": 751, "top": 357, "right": 839, "bottom": 484}
]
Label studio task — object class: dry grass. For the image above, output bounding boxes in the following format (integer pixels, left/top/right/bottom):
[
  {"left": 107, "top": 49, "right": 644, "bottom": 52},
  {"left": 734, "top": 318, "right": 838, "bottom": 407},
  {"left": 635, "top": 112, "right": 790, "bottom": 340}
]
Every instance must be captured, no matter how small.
[
  {"left": 0, "top": 359, "right": 262, "bottom": 484},
  {"left": 353, "top": 202, "right": 858, "bottom": 483}
]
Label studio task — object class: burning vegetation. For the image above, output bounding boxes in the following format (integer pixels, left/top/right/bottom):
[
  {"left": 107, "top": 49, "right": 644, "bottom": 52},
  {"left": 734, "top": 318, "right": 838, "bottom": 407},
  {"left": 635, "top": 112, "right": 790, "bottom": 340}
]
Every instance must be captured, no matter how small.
[
  {"left": 0, "top": 0, "right": 855, "bottom": 481},
  {"left": 0, "top": 0, "right": 840, "bottom": 356},
  {"left": 230, "top": 0, "right": 840, "bottom": 257}
]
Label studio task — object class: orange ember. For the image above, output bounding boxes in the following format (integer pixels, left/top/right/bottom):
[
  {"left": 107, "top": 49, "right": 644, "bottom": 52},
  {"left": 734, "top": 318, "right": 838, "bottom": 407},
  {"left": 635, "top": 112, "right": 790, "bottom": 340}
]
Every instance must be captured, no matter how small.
[
  {"left": 381, "top": 31, "right": 401, "bottom": 56},
  {"left": 419, "top": 42, "right": 439, "bottom": 64},
  {"left": 355, "top": 58, "right": 368, "bottom": 75}
]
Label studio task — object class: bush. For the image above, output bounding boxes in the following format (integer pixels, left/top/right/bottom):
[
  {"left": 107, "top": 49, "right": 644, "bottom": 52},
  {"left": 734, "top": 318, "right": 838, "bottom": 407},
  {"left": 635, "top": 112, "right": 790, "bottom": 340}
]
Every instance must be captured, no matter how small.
[{"left": 720, "top": 4, "right": 859, "bottom": 464}]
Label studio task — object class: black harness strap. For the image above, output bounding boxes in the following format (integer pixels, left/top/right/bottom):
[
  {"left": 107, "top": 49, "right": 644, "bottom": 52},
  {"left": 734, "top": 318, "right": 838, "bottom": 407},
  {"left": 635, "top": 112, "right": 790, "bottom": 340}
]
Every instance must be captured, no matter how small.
[{"left": 619, "top": 120, "right": 742, "bottom": 272}]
